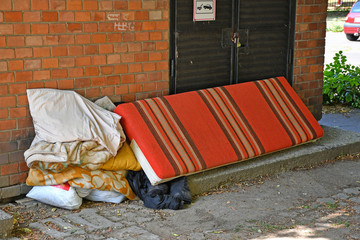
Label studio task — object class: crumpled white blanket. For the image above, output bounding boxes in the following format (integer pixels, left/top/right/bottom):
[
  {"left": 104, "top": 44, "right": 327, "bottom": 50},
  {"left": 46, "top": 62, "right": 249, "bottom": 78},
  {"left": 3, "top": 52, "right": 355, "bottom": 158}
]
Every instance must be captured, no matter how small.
[{"left": 27, "top": 88, "right": 125, "bottom": 156}]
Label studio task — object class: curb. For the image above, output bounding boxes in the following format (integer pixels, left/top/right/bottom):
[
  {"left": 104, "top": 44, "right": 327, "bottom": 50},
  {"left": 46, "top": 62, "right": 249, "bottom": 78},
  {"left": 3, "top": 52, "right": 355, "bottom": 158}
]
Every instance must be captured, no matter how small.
[
  {"left": 0, "top": 209, "right": 13, "bottom": 239},
  {"left": 188, "top": 126, "right": 360, "bottom": 195}
]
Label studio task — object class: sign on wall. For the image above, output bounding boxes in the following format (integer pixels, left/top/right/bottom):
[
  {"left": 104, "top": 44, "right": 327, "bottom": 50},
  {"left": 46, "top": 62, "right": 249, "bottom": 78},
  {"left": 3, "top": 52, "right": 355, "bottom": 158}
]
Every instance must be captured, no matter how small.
[{"left": 193, "top": 0, "right": 216, "bottom": 21}]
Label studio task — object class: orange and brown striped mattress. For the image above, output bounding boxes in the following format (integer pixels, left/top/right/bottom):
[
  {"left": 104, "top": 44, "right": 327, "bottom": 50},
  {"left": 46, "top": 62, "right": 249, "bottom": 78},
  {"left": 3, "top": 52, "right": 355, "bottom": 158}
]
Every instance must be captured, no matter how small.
[{"left": 114, "top": 77, "right": 324, "bottom": 185}]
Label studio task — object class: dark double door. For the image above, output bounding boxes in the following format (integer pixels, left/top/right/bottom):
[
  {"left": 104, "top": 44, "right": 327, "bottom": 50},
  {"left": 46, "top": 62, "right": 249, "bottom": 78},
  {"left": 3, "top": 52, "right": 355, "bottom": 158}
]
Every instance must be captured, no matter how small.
[{"left": 170, "top": 0, "right": 296, "bottom": 94}]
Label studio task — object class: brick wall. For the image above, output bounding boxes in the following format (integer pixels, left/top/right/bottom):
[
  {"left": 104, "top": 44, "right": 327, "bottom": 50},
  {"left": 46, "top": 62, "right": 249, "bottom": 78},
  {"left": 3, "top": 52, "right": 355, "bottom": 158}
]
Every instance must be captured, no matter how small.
[
  {"left": 0, "top": 0, "right": 169, "bottom": 200},
  {"left": 0, "top": 0, "right": 327, "bottom": 200},
  {"left": 293, "top": 0, "right": 328, "bottom": 120}
]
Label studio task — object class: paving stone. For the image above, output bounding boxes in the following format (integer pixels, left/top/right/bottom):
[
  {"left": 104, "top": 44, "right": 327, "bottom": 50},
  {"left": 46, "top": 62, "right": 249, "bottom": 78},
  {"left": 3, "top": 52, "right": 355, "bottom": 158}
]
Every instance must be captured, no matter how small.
[
  {"left": 343, "top": 187, "right": 360, "bottom": 195},
  {"left": 64, "top": 209, "right": 117, "bottom": 232},
  {"left": 353, "top": 206, "right": 360, "bottom": 214},
  {"left": 0, "top": 209, "right": 14, "bottom": 238},
  {"left": 109, "top": 226, "right": 160, "bottom": 240},
  {"left": 316, "top": 197, "right": 335, "bottom": 204},
  {"left": 332, "top": 193, "right": 349, "bottom": 200},
  {"left": 349, "top": 197, "right": 360, "bottom": 203},
  {"left": 30, "top": 217, "right": 86, "bottom": 239}
]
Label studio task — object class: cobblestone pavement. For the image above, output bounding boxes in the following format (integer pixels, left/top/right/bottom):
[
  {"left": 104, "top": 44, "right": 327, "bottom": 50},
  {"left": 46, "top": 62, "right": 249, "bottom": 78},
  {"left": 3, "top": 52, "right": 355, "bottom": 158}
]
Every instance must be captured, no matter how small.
[{"left": 2, "top": 156, "right": 359, "bottom": 240}]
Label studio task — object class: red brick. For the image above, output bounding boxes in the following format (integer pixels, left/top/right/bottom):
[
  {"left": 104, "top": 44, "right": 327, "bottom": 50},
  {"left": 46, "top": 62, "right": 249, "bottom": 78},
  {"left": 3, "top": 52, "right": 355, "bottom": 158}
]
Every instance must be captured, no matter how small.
[
  {"left": 51, "top": 68, "right": 67, "bottom": 79},
  {"left": 99, "top": 1, "right": 113, "bottom": 10},
  {"left": 32, "top": 0, "right": 49, "bottom": 10},
  {"left": 15, "top": 48, "right": 32, "bottom": 58},
  {"left": 135, "top": 52, "right": 149, "bottom": 62},
  {"left": 99, "top": 22, "right": 113, "bottom": 32},
  {"left": 1, "top": 163, "right": 18, "bottom": 175},
  {"left": 121, "top": 53, "right": 135, "bottom": 63},
  {"left": 143, "top": 62, "right": 156, "bottom": 72},
  {"left": 9, "top": 172, "right": 27, "bottom": 185},
  {"left": 58, "top": 79, "right": 74, "bottom": 89},
  {"left": 142, "top": 42, "right": 155, "bottom": 51},
  {"left": 0, "top": 0, "right": 11, "bottom": 10},
  {"left": 4, "top": 12, "right": 22, "bottom": 22},
  {"left": 114, "top": 64, "right": 128, "bottom": 74},
  {"left": 108, "top": 33, "right": 122, "bottom": 42},
  {"left": 50, "top": 0, "right": 66, "bottom": 10},
  {"left": 0, "top": 49, "right": 14, "bottom": 60},
  {"left": 101, "top": 86, "right": 115, "bottom": 96},
  {"left": 136, "top": 32, "right": 149, "bottom": 41},
  {"left": 122, "top": 12, "right": 135, "bottom": 21},
  {"left": 0, "top": 119, "right": 16, "bottom": 131},
  {"left": 148, "top": 72, "right": 161, "bottom": 81},
  {"left": 24, "top": 58, "right": 41, "bottom": 70},
  {"left": 142, "top": 21, "right": 156, "bottom": 31},
  {"left": 0, "top": 37, "right": 5, "bottom": 47},
  {"left": 43, "top": 35, "right": 59, "bottom": 45},
  {"left": 42, "top": 58, "right": 58, "bottom": 69},
  {"left": 122, "top": 33, "right": 135, "bottom": 42},
  {"left": 84, "top": 45, "right": 98, "bottom": 55},
  {"left": 0, "top": 96, "right": 16, "bottom": 108},
  {"left": 8, "top": 60, "right": 24, "bottom": 71},
  {"left": 100, "top": 66, "right": 113, "bottom": 75},
  {"left": 84, "top": 66, "right": 99, "bottom": 76},
  {"left": 0, "top": 62, "right": 7, "bottom": 72},
  {"left": 68, "top": 23, "right": 82, "bottom": 32},
  {"left": 92, "top": 34, "right": 106, "bottom": 43},
  {"left": 136, "top": 11, "right": 149, "bottom": 20},
  {"left": 92, "top": 12, "right": 105, "bottom": 21},
  {"left": 68, "top": 68, "right": 83, "bottom": 77},
  {"left": 34, "top": 47, "right": 50, "bottom": 57},
  {"left": 0, "top": 24, "right": 13, "bottom": 35},
  {"left": 149, "top": 52, "right": 162, "bottom": 61},
  {"left": 32, "top": 23, "right": 49, "bottom": 34},
  {"left": 52, "top": 46, "right": 67, "bottom": 56},
  {"left": 84, "top": 23, "right": 97, "bottom": 32},
  {"left": 24, "top": 12, "right": 41, "bottom": 22},
  {"left": 59, "top": 12, "right": 74, "bottom": 21},
  {"left": 75, "top": 12, "right": 91, "bottom": 21},
  {"left": 59, "top": 34, "right": 74, "bottom": 45},
  {"left": 156, "top": 20, "right": 168, "bottom": 30},
  {"left": 9, "top": 106, "right": 27, "bottom": 118},
  {"left": 114, "top": 43, "right": 128, "bottom": 53},
  {"left": 121, "top": 74, "right": 135, "bottom": 84},
  {"left": 84, "top": 0, "right": 98, "bottom": 10},
  {"left": 0, "top": 73, "right": 14, "bottom": 84},
  {"left": 156, "top": 41, "right": 168, "bottom": 50},
  {"left": 144, "top": 0, "right": 156, "bottom": 9},
  {"left": 59, "top": 57, "right": 75, "bottom": 67},
  {"left": 114, "top": 1, "right": 127, "bottom": 10},
  {"left": 50, "top": 23, "right": 66, "bottom": 33},
  {"left": 92, "top": 55, "right": 106, "bottom": 65},
  {"left": 14, "top": 24, "right": 31, "bottom": 34},
  {"left": 76, "top": 56, "right": 91, "bottom": 66},
  {"left": 17, "top": 95, "right": 29, "bottom": 106},
  {"left": 68, "top": 45, "right": 83, "bottom": 56},
  {"left": 99, "top": 44, "right": 114, "bottom": 54},
  {"left": 7, "top": 36, "right": 24, "bottom": 47},
  {"left": 26, "top": 36, "right": 43, "bottom": 46},
  {"left": 129, "top": 63, "right": 142, "bottom": 73},
  {"left": 19, "top": 161, "right": 30, "bottom": 172},
  {"left": 34, "top": 70, "right": 50, "bottom": 80},
  {"left": 156, "top": 61, "right": 168, "bottom": 71},
  {"left": 67, "top": 0, "right": 82, "bottom": 10},
  {"left": 85, "top": 88, "right": 101, "bottom": 98},
  {"left": 91, "top": 77, "right": 106, "bottom": 87},
  {"left": 0, "top": 109, "right": 8, "bottom": 119},
  {"left": 27, "top": 81, "right": 44, "bottom": 89},
  {"left": 115, "top": 85, "right": 128, "bottom": 95},
  {"left": 15, "top": 71, "right": 32, "bottom": 82},
  {"left": 75, "top": 78, "right": 91, "bottom": 88},
  {"left": 128, "top": 1, "right": 142, "bottom": 10},
  {"left": 107, "top": 75, "right": 121, "bottom": 85},
  {"left": 43, "top": 11, "right": 58, "bottom": 22},
  {"left": 107, "top": 54, "right": 121, "bottom": 64}
]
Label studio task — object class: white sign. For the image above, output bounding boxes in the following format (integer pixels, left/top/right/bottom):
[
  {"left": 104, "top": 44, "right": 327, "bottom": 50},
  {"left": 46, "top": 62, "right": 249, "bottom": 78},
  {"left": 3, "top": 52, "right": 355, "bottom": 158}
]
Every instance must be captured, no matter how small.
[{"left": 193, "top": 0, "right": 216, "bottom": 21}]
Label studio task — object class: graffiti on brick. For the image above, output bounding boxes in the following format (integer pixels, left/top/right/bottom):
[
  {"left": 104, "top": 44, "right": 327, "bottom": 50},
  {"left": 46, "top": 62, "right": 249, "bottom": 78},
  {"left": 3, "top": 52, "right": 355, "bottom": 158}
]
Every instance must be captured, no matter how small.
[{"left": 114, "top": 22, "right": 136, "bottom": 31}]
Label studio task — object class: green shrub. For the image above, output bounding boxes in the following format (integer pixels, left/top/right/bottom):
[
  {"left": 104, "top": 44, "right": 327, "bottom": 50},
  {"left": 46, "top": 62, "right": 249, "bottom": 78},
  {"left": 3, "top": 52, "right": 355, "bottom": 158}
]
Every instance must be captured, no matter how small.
[{"left": 323, "top": 51, "right": 360, "bottom": 108}]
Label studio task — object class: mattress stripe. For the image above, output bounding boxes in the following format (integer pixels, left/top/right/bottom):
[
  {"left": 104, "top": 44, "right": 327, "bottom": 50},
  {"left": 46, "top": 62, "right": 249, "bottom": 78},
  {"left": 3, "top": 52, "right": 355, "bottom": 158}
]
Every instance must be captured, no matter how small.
[
  {"left": 274, "top": 77, "right": 318, "bottom": 139},
  {"left": 145, "top": 99, "right": 195, "bottom": 173},
  {"left": 198, "top": 90, "right": 245, "bottom": 160},
  {"left": 207, "top": 88, "right": 255, "bottom": 158},
  {"left": 219, "top": 87, "right": 266, "bottom": 155},
  {"left": 264, "top": 79, "right": 308, "bottom": 143},
  {"left": 133, "top": 101, "right": 181, "bottom": 175},
  {"left": 254, "top": 81, "right": 297, "bottom": 145},
  {"left": 160, "top": 97, "right": 207, "bottom": 170}
]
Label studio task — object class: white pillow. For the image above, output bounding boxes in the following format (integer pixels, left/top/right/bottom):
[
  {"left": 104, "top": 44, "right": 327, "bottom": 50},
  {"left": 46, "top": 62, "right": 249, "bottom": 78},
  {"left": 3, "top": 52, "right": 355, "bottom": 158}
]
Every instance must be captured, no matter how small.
[{"left": 27, "top": 89, "right": 125, "bottom": 155}]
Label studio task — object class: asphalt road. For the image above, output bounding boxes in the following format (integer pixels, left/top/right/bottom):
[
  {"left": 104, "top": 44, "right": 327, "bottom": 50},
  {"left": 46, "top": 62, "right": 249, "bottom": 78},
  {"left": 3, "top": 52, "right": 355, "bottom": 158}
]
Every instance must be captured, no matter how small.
[{"left": 325, "top": 31, "right": 360, "bottom": 67}]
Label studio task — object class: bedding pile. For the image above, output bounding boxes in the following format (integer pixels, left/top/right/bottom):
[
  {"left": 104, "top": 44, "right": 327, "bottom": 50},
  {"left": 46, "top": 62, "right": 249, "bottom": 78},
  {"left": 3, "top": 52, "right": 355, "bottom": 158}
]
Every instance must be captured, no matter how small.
[{"left": 24, "top": 89, "right": 140, "bottom": 209}]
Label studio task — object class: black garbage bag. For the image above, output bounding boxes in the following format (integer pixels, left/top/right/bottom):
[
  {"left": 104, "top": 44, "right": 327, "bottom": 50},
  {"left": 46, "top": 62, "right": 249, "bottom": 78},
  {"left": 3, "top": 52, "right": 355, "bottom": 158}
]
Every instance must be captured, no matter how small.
[{"left": 127, "top": 170, "right": 192, "bottom": 210}]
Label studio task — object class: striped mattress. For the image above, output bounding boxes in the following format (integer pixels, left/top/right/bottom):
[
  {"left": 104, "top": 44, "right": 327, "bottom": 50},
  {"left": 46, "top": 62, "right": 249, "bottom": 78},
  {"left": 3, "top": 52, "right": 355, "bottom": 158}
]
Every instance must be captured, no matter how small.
[{"left": 114, "top": 77, "right": 324, "bottom": 185}]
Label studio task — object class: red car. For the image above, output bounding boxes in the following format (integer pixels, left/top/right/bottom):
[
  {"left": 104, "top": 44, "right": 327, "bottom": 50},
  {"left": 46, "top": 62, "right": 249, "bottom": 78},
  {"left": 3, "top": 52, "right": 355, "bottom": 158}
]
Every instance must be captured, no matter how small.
[{"left": 344, "top": 1, "right": 360, "bottom": 41}]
